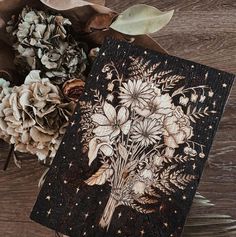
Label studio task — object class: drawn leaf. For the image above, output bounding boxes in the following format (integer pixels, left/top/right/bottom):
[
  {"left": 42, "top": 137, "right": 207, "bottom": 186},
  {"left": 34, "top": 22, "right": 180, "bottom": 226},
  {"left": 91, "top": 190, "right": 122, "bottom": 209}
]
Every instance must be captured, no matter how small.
[
  {"left": 135, "top": 196, "right": 159, "bottom": 205},
  {"left": 189, "top": 116, "right": 196, "bottom": 123},
  {"left": 110, "top": 4, "right": 174, "bottom": 35},
  {"left": 161, "top": 75, "right": 184, "bottom": 91},
  {"left": 122, "top": 201, "right": 155, "bottom": 214},
  {"left": 187, "top": 105, "right": 191, "bottom": 115},
  {"left": 85, "top": 163, "right": 113, "bottom": 185},
  {"left": 171, "top": 86, "right": 185, "bottom": 97},
  {"left": 88, "top": 136, "right": 113, "bottom": 166},
  {"left": 125, "top": 160, "right": 138, "bottom": 172},
  {"left": 188, "top": 107, "right": 214, "bottom": 123},
  {"left": 118, "top": 143, "right": 129, "bottom": 161}
]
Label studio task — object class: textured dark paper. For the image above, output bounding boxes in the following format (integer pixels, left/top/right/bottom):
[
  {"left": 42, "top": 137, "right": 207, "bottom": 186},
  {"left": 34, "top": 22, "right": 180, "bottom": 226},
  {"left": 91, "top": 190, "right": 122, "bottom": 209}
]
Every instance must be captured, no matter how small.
[{"left": 31, "top": 39, "right": 234, "bottom": 237}]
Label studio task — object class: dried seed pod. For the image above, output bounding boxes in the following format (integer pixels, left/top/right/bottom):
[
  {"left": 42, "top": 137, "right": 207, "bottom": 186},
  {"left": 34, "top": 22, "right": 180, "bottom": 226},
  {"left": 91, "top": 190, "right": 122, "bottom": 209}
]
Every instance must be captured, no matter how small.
[{"left": 62, "top": 78, "right": 85, "bottom": 101}]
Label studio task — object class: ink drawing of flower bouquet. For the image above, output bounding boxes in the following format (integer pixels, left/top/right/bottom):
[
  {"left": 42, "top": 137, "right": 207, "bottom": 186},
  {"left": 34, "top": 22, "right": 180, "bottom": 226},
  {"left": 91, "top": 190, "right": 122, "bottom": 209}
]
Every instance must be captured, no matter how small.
[{"left": 79, "top": 56, "right": 216, "bottom": 230}]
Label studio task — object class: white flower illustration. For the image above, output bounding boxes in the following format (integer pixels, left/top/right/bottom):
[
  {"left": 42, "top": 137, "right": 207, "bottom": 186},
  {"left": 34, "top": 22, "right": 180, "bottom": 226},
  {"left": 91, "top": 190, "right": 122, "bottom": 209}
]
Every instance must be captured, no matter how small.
[
  {"left": 106, "top": 93, "right": 114, "bottom": 102},
  {"left": 140, "top": 169, "right": 153, "bottom": 179},
  {"left": 164, "top": 147, "right": 175, "bottom": 158},
  {"left": 92, "top": 101, "right": 131, "bottom": 139},
  {"left": 191, "top": 93, "right": 198, "bottom": 102},
  {"left": 199, "top": 152, "right": 205, "bottom": 158},
  {"left": 184, "top": 146, "right": 197, "bottom": 157},
  {"left": 153, "top": 155, "right": 164, "bottom": 166},
  {"left": 199, "top": 94, "right": 206, "bottom": 102},
  {"left": 132, "top": 181, "right": 146, "bottom": 195},
  {"left": 163, "top": 106, "right": 193, "bottom": 148},
  {"left": 208, "top": 91, "right": 214, "bottom": 97},
  {"left": 119, "top": 79, "right": 154, "bottom": 108},
  {"left": 132, "top": 118, "right": 162, "bottom": 146},
  {"left": 106, "top": 72, "right": 113, "bottom": 80},
  {"left": 107, "top": 82, "right": 114, "bottom": 91},
  {"left": 134, "top": 88, "right": 173, "bottom": 119},
  {"left": 179, "top": 96, "right": 189, "bottom": 106}
]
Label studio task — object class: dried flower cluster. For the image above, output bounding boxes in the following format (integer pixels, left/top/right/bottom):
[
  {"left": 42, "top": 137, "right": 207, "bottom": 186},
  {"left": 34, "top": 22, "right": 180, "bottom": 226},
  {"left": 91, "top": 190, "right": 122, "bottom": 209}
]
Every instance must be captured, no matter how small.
[
  {"left": 0, "top": 79, "right": 12, "bottom": 143},
  {"left": 0, "top": 71, "right": 75, "bottom": 160},
  {"left": 0, "top": 3, "right": 172, "bottom": 166},
  {"left": 7, "top": 7, "right": 87, "bottom": 84},
  {"left": 0, "top": 6, "right": 95, "bottom": 162}
]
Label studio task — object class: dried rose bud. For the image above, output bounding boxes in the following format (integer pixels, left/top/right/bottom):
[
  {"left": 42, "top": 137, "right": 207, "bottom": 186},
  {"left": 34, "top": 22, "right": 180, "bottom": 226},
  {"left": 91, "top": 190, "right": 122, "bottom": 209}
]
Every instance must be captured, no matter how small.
[
  {"left": 63, "top": 78, "right": 85, "bottom": 102},
  {"left": 89, "top": 47, "right": 100, "bottom": 61}
]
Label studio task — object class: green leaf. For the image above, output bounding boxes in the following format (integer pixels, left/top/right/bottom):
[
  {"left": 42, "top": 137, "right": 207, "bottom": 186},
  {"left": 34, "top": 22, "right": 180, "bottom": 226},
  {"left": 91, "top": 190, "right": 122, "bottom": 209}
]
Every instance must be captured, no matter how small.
[{"left": 110, "top": 4, "right": 174, "bottom": 36}]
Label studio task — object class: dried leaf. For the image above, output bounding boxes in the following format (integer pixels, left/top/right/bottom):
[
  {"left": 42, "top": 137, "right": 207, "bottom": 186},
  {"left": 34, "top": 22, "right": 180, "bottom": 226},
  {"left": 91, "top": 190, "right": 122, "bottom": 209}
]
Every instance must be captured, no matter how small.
[
  {"left": 88, "top": 0, "right": 105, "bottom": 5},
  {"left": 13, "top": 152, "right": 21, "bottom": 168},
  {"left": 39, "top": 0, "right": 114, "bottom": 32},
  {"left": 84, "top": 12, "right": 117, "bottom": 33},
  {"left": 82, "top": 29, "right": 167, "bottom": 54},
  {"left": 41, "top": 0, "right": 94, "bottom": 10},
  {"left": 110, "top": 4, "right": 174, "bottom": 35},
  {"left": 85, "top": 163, "right": 113, "bottom": 185},
  {"left": 40, "top": 0, "right": 111, "bottom": 12}
]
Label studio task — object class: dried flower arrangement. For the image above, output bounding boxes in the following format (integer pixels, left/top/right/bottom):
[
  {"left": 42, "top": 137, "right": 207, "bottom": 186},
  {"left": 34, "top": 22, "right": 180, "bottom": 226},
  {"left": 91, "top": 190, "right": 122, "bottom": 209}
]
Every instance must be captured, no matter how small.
[
  {"left": 0, "top": 0, "right": 173, "bottom": 165},
  {"left": 0, "top": 1, "right": 235, "bottom": 237}
]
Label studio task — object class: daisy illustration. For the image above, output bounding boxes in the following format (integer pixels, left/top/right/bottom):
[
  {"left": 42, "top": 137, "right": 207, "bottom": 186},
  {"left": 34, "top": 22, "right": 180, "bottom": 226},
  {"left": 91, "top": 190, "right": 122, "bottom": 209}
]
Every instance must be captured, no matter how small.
[
  {"left": 131, "top": 118, "right": 162, "bottom": 146},
  {"left": 119, "top": 79, "right": 154, "bottom": 108}
]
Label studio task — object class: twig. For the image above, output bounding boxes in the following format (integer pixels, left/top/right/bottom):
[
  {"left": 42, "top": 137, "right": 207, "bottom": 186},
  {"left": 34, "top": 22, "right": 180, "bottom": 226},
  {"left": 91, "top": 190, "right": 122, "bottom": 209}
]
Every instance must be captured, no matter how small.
[{"left": 3, "top": 144, "right": 14, "bottom": 171}]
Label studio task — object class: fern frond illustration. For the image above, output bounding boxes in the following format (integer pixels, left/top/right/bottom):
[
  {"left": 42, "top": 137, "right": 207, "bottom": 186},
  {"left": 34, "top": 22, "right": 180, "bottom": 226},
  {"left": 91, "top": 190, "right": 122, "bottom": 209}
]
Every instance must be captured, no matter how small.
[
  {"left": 160, "top": 75, "right": 185, "bottom": 91},
  {"left": 187, "top": 106, "right": 216, "bottom": 123},
  {"left": 128, "top": 56, "right": 161, "bottom": 81}
]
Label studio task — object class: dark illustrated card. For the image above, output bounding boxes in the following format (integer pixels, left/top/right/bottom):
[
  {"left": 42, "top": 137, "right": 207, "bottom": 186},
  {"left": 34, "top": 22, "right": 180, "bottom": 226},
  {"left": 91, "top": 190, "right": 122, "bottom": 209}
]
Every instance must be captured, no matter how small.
[{"left": 30, "top": 39, "right": 234, "bottom": 237}]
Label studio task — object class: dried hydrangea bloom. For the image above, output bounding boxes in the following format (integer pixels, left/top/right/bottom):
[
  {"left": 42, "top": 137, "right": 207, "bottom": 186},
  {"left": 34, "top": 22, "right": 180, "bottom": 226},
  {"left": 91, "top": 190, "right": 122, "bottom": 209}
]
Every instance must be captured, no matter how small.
[
  {"left": 0, "top": 71, "right": 75, "bottom": 160},
  {"left": 0, "top": 78, "right": 12, "bottom": 142},
  {"left": 0, "top": 78, "right": 12, "bottom": 100},
  {"left": 7, "top": 7, "right": 87, "bottom": 84}
]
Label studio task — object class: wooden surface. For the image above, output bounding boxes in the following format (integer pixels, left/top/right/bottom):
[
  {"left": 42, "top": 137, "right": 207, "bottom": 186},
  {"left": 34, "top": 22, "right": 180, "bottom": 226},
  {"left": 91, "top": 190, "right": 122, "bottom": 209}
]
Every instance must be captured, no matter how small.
[{"left": 0, "top": 0, "right": 236, "bottom": 236}]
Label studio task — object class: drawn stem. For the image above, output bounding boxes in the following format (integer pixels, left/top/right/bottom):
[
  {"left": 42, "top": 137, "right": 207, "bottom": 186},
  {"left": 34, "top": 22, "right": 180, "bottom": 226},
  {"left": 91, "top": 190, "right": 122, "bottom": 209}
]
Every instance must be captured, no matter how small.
[{"left": 99, "top": 195, "right": 119, "bottom": 230}]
